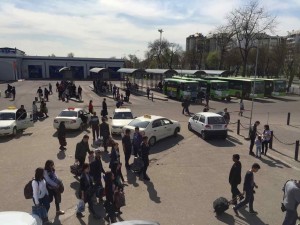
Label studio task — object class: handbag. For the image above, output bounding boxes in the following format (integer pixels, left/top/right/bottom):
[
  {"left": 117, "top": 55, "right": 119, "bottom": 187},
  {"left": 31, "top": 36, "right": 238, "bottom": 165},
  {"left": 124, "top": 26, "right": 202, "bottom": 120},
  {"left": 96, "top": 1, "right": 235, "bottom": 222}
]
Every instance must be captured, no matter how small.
[
  {"left": 114, "top": 191, "right": 125, "bottom": 208},
  {"left": 32, "top": 205, "right": 48, "bottom": 220},
  {"left": 77, "top": 199, "right": 85, "bottom": 213},
  {"left": 70, "top": 163, "right": 82, "bottom": 176}
]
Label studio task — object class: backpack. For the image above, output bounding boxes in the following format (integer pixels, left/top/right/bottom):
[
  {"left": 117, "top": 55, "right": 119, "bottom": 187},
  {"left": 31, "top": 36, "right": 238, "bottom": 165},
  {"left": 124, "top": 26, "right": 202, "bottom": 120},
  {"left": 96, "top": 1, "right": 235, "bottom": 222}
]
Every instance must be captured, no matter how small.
[{"left": 24, "top": 179, "right": 37, "bottom": 199}]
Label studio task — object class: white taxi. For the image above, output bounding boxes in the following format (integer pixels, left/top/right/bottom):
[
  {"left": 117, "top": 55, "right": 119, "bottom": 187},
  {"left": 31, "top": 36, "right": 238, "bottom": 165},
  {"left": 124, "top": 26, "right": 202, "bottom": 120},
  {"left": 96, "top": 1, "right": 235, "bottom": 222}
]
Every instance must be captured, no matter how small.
[
  {"left": 122, "top": 115, "right": 181, "bottom": 146},
  {"left": 53, "top": 107, "right": 91, "bottom": 130},
  {"left": 0, "top": 107, "right": 33, "bottom": 136},
  {"left": 0, "top": 211, "right": 42, "bottom": 225},
  {"left": 110, "top": 107, "right": 134, "bottom": 135}
]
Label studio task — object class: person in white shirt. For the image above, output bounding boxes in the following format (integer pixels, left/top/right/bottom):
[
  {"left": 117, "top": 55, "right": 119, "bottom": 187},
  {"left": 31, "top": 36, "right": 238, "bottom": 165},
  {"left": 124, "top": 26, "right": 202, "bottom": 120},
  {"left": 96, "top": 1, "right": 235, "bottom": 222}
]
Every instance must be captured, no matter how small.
[{"left": 32, "top": 167, "right": 50, "bottom": 223}]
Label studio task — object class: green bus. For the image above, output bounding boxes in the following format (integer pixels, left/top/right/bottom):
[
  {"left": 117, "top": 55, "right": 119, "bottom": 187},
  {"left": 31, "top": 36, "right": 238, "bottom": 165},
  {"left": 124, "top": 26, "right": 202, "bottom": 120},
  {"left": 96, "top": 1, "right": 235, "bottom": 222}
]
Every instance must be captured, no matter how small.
[
  {"left": 163, "top": 78, "right": 198, "bottom": 100},
  {"left": 217, "top": 77, "right": 265, "bottom": 99},
  {"left": 262, "top": 78, "right": 287, "bottom": 97},
  {"left": 173, "top": 76, "right": 230, "bottom": 101}
]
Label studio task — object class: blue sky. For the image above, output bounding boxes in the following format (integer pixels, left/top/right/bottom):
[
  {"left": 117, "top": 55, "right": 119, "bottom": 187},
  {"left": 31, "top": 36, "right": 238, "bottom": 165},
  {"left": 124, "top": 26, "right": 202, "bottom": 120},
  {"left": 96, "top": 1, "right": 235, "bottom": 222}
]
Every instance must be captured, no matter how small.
[{"left": 0, "top": 0, "right": 299, "bottom": 59}]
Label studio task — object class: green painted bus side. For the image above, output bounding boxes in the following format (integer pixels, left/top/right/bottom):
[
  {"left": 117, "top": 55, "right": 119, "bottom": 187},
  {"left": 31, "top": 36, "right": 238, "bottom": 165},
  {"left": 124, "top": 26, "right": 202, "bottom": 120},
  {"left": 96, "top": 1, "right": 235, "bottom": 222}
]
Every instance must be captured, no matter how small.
[
  {"left": 261, "top": 78, "right": 287, "bottom": 97},
  {"left": 163, "top": 78, "right": 198, "bottom": 100}
]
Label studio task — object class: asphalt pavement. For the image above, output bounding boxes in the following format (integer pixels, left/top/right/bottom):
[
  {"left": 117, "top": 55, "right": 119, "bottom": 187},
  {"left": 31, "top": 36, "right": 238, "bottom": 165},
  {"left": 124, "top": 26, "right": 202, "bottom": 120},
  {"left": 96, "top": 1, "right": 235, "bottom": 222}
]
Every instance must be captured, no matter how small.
[{"left": 0, "top": 80, "right": 300, "bottom": 225}]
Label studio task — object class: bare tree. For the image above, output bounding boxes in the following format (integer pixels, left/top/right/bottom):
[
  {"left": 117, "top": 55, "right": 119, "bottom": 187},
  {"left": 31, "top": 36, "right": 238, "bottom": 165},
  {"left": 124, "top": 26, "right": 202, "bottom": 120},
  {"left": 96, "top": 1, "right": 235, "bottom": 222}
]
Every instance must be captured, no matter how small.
[
  {"left": 67, "top": 52, "right": 74, "bottom": 57},
  {"left": 148, "top": 39, "right": 169, "bottom": 68},
  {"left": 226, "top": 0, "right": 277, "bottom": 76}
]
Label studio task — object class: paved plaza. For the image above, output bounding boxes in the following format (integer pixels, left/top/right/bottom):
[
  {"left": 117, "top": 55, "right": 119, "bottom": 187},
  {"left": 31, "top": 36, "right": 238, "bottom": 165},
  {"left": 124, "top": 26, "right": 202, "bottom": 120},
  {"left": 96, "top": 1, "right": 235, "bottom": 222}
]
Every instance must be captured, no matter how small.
[{"left": 0, "top": 80, "right": 300, "bottom": 225}]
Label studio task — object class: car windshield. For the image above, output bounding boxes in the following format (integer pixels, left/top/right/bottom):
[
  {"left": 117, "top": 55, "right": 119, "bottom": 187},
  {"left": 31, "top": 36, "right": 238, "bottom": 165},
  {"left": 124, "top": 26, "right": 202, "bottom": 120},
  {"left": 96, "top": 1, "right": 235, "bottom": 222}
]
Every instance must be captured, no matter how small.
[
  {"left": 128, "top": 119, "right": 150, "bottom": 128},
  {"left": 113, "top": 112, "right": 133, "bottom": 119},
  {"left": 208, "top": 117, "right": 225, "bottom": 124},
  {"left": 0, "top": 113, "right": 16, "bottom": 120},
  {"left": 59, "top": 111, "right": 77, "bottom": 117}
]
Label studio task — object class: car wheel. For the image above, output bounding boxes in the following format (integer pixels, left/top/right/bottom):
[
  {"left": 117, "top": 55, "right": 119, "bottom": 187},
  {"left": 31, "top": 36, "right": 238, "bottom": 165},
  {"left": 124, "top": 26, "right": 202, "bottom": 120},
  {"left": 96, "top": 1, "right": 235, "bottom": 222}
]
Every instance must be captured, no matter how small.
[
  {"left": 188, "top": 123, "right": 193, "bottom": 131},
  {"left": 201, "top": 131, "right": 207, "bottom": 140},
  {"left": 149, "top": 136, "right": 156, "bottom": 146},
  {"left": 173, "top": 127, "right": 179, "bottom": 137},
  {"left": 12, "top": 127, "right": 17, "bottom": 136}
]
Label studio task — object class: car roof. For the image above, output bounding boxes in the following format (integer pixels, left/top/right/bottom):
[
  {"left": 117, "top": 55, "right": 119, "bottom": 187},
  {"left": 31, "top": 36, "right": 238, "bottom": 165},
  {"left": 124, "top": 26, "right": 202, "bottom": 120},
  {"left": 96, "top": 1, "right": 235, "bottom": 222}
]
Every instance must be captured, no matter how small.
[
  {"left": 114, "top": 108, "right": 132, "bottom": 113},
  {"left": 61, "top": 108, "right": 83, "bottom": 112},
  {"left": 135, "top": 115, "right": 164, "bottom": 121},
  {"left": 0, "top": 211, "right": 42, "bottom": 225},
  {"left": 112, "top": 220, "right": 160, "bottom": 225},
  {"left": 0, "top": 108, "right": 18, "bottom": 113},
  {"left": 195, "top": 112, "right": 223, "bottom": 117}
]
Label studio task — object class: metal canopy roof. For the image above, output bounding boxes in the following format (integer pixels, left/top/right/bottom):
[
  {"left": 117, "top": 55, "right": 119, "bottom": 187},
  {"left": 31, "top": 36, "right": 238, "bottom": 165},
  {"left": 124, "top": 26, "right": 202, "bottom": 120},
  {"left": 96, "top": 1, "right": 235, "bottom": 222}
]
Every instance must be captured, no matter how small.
[
  {"left": 145, "top": 69, "right": 178, "bottom": 74},
  {"left": 89, "top": 67, "right": 113, "bottom": 73},
  {"left": 176, "top": 70, "right": 205, "bottom": 75},
  {"left": 59, "top": 67, "right": 70, "bottom": 73},
  {"left": 117, "top": 68, "right": 146, "bottom": 74},
  {"left": 201, "top": 70, "right": 230, "bottom": 76}
]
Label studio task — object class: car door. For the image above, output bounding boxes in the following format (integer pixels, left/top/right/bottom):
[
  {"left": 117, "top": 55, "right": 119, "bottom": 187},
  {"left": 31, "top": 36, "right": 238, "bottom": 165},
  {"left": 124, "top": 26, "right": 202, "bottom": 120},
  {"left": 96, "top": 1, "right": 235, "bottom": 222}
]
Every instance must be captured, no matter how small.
[
  {"left": 191, "top": 115, "right": 200, "bottom": 133},
  {"left": 162, "top": 119, "right": 173, "bottom": 138},
  {"left": 151, "top": 119, "right": 164, "bottom": 140},
  {"left": 199, "top": 115, "right": 206, "bottom": 133},
  {"left": 16, "top": 113, "right": 34, "bottom": 129}
]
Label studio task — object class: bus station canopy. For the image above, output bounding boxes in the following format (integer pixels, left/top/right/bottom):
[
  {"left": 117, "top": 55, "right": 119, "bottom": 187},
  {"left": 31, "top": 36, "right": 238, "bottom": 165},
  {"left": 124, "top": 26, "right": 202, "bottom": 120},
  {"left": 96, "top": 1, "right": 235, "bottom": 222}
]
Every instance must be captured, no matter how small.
[
  {"left": 89, "top": 67, "right": 113, "bottom": 74},
  {"left": 59, "top": 67, "right": 71, "bottom": 73},
  {"left": 200, "top": 70, "right": 230, "bottom": 76},
  {"left": 117, "top": 68, "right": 146, "bottom": 74},
  {"left": 145, "top": 69, "right": 177, "bottom": 75},
  {"left": 176, "top": 70, "right": 205, "bottom": 76}
]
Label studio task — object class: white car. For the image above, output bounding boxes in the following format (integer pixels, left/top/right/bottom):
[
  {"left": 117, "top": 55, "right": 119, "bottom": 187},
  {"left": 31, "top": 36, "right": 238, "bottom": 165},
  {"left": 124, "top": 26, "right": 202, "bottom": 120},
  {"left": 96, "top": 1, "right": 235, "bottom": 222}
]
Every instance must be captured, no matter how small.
[
  {"left": 0, "top": 107, "right": 34, "bottom": 136},
  {"left": 53, "top": 107, "right": 91, "bottom": 130},
  {"left": 122, "top": 115, "right": 181, "bottom": 146},
  {"left": 110, "top": 107, "right": 134, "bottom": 135},
  {"left": 188, "top": 112, "right": 227, "bottom": 140},
  {"left": 0, "top": 211, "right": 42, "bottom": 225},
  {"left": 112, "top": 221, "right": 160, "bottom": 225}
]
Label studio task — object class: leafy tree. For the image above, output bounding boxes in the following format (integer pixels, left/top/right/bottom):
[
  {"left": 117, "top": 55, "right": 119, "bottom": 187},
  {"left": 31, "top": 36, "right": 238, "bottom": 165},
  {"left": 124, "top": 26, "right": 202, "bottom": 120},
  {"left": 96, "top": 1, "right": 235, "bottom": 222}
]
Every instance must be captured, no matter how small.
[
  {"left": 206, "top": 51, "right": 220, "bottom": 69},
  {"left": 67, "top": 52, "right": 74, "bottom": 57}
]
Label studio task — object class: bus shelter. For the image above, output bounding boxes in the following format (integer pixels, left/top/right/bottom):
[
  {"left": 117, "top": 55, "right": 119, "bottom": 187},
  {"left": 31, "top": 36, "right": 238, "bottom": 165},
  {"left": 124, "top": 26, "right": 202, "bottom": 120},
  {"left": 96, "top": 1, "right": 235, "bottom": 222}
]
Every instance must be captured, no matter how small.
[
  {"left": 175, "top": 70, "right": 206, "bottom": 78},
  {"left": 200, "top": 70, "right": 230, "bottom": 77},
  {"left": 89, "top": 67, "right": 113, "bottom": 93},
  {"left": 145, "top": 69, "right": 177, "bottom": 89},
  {"left": 117, "top": 68, "right": 146, "bottom": 89}
]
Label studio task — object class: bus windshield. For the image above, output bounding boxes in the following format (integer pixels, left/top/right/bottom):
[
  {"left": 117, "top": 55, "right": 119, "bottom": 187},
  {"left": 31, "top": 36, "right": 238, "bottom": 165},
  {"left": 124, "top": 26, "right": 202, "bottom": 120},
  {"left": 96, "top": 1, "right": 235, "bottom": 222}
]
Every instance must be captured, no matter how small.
[
  {"left": 253, "top": 81, "right": 264, "bottom": 94},
  {"left": 211, "top": 82, "right": 228, "bottom": 91},
  {"left": 274, "top": 81, "right": 286, "bottom": 92},
  {"left": 184, "top": 83, "right": 198, "bottom": 92}
]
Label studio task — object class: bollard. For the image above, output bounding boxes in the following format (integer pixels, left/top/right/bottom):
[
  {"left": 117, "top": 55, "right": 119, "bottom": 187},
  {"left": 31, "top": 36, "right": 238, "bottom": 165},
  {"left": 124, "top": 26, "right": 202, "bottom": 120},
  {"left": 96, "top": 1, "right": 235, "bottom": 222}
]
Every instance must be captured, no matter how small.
[
  {"left": 151, "top": 93, "right": 154, "bottom": 102},
  {"left": 287, "top": 112, "right": 291, "bottom": 125},
  {"left": 295, "top": 140, "right": 299, "bottom": 161},
  {"left": 237, "top": 120, "right": 240, "bottom": 135},
  {"left": 269, "top": 131, "right": 273, "bottom": 149}
]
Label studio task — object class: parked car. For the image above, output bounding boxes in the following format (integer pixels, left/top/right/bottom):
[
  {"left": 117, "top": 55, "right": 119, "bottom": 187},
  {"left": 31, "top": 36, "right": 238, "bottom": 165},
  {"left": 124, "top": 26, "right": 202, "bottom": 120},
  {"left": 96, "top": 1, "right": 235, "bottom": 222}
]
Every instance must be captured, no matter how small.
[
  {"left": 110, "top": 107, "right": 134, "bottom": 135},
  {"left": 122, "top": 115, "right": 180, "bottom": 146},
  {"left": 0, "top": 106, "right": 33, "bottom": 136},
  {"left": 188, "top": 112, "right": 227, "bottom": 140},
  {"left": 0, "top": 211, "right": 42, "bottom": 225},
  {"left": 53, "top": 107, "right": 91, "bottom": 130}
]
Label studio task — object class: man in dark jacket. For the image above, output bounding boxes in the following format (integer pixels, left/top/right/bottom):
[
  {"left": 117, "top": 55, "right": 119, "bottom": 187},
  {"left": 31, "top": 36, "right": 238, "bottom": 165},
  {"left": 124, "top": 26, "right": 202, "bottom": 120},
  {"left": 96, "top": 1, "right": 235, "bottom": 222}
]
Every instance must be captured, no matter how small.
[
  {"left": 249, "top": 121, "right": 260, "bottom": 156},
  {"left": 233, "top": 163, "right": 260, "bottom": 215},
  {"left": 90, "top": 150, "right": 105, "bottom": 187},
  {"left": 125, "top": 89, "right": 131, "bottom": 102},
  {"left": 141, "top": 136, "right": 150, "bottom": 181},
  {"left": 229, "top": 154, "right": 243, "bottom": 205},
  {"left": 101, "top": 98, "right": 108, "bottom": 118},
  {"left": 89, "top": 112, "right": 100, "bottom": 141},
  {"left": 122, "top": 129, "right": 132, "bottom": 169},
  {"left": 75, "top": 135, "right": 92, "bottom": 167},
  {"left": 99, "top": 117, "right": 110, "bottom": 152}
]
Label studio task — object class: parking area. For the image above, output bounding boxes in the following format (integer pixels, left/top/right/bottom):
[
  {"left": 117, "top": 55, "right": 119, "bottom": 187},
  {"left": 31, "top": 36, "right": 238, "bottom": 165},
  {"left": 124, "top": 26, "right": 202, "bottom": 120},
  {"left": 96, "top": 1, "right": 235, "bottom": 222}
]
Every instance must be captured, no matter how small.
[{"left": 0, "top": 80, "right": 300, "bottom": 225}]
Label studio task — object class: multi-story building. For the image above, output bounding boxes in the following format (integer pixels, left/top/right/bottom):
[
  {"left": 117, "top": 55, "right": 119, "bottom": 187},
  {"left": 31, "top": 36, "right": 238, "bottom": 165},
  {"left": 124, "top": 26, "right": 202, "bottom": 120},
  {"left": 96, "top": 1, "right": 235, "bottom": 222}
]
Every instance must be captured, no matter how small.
[
  {"left": 286, "top": 30, "right": 300, "bottom": 62},
  {"left": 186, "top": 33, "right": 206, "bottom": 53}
]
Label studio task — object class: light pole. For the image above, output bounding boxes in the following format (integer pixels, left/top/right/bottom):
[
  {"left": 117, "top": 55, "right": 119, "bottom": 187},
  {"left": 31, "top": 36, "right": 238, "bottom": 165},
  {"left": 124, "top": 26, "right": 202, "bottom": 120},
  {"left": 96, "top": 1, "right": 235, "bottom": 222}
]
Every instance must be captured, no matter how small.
[
  {"left": 158, "top": 29, "right": 163, "bottom": 43},
  {"left": 158, "top": 29, "right": 164, "bottom": 69},
  {"left": 248, "top": 40, "right": 259, "bottom": 136}
]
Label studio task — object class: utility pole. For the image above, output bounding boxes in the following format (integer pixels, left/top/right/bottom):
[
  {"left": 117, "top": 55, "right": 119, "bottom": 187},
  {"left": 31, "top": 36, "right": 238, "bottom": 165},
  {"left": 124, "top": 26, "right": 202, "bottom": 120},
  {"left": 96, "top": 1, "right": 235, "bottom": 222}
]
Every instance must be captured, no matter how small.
[{"left": 158, "top": 29, "right": 164, "bottom": 69}]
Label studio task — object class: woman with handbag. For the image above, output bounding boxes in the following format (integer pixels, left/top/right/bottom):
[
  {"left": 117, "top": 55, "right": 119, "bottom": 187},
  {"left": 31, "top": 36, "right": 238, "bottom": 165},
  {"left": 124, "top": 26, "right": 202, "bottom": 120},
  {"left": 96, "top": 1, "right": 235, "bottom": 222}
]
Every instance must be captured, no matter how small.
[
  {"left": 44, "top": 160, "right": 65, "bottom": 216},
  {"left": 57, "top": 121, "right": 67, "bottom": 151},
  {"left": 32, "top": 167, "right": 50, "bottom": 223}
]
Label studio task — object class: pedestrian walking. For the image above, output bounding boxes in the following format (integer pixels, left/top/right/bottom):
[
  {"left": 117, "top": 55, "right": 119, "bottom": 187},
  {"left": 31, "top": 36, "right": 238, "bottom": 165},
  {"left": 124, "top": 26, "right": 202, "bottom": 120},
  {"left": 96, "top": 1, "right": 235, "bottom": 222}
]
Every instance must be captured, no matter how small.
[
  {"left": 104, "top": 171, "right": 117, "bottom": 223},
  {"left": 64, "top": 88, "right": 69, "bottom": 103},
  {"left": 205, "top": 93, "right": 210, "bottom": 107},
  {"left": 239, "top": 99, "right": 244, "bottom": 116},
  {"left": 249, "top": 121, "right": 260, "bottom": 156},
  {"left": 16, "top": 105, "right": 27, "bottom": 120},
  {"left": 44, "top": 88, "right": 49, "bottom": 102},
  {"left": 44, "top": 160, "right": 65, "bottom": 216},
  {"left": 89, "top": 112, "right": 100, "bottom": 142},
  {"left": 75, "top": 135, "right": 92, "bottom": 168},
  {"left": 11, "top": 87, "right": 16, "bottom": 101},
  {"left": 229, "top": 154, "right": 243, "bottom": 205},
  {"left": 99, "top": 117, "right": 110, "bottom": 152},
  {"left": 40, "top": 100, "right": 49, "bottom": 118},
  {"left": 141, "top": 136, "right": 150, "bottom": 181},
  {"left": 77, "top": 85, "right": 82, "bottom": 100},
  {"left": 32, "top": 167, "right": 50, "bottom": 223},
  {"left": 101, "top": 98, "right": 108, "bottom": 118},
  {"left": 182, "top": 98, "right": 190, "bottom": 116},
  {"left": 147, "top": 87, "right": 150, "bottom": 99},
  {"left": 57, "top": 121, "right": 66, "bottom": 151},
  {"left": 203, "top": 105, "right": 209, "bottom": 112},
  {"left": 122, "top": 129, "right": 132, "bottom": 169},
  {"left": 88, "top": 100, "right": 93, "bottom": 114},
  {"left": 262, "top": 124, "right": 271, "bottom": 156},
  {"left": 112, "top": 85, "right": 117, "bottom": 99},
  {"left": 255, "top": 135, "right": 262, "bottom": 158},
  {"left": 125, "top": 89, "right": 130, "bottom": 102},
  {"left": 90, "top": 149, "right": 105, "bottom": 188},
  {"left": 133, "top": 126, "right": 143, "bottom": 157},
  {"left": 37, "top": 87, "right": 43, "bottom": 102},
  {"left": 223, "top": 108, "right": 230, "bottom": 125},
  {"left": 49, "top": 83, "right": 53, "bottom": 95},
  {"left": 56, "top": 82, "right": 59, "bottom": 92},
  {"left": 233, "top": 163, "right": 260, "bottom": 215},
  {"left": 32, "top": 101, "right": 38, "bottom": 122},
  {"left": 282, "top": 180, "right": 300, "bottom": 225},
  {"left": 76, "top": 163, "right": 100, "bottom": 219}
]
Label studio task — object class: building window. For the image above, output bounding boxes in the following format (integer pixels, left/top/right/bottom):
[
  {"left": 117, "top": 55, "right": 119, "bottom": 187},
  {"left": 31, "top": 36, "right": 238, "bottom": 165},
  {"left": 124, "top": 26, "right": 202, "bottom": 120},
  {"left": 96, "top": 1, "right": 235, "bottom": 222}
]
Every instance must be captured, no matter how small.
[{"left": 28, "top": 65, "right": 43, "bottom": 79}]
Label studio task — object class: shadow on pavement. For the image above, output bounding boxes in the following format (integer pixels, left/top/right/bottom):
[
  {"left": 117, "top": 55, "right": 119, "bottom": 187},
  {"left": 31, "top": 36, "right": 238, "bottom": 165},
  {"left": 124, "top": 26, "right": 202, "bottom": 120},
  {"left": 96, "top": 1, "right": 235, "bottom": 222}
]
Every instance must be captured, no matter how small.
[
  {"left": 207, "top": 138, "right": 237, "bottom": 147},
  {"left": 269, "top": 96, "right": 298, "bottom": 102},
  {"left": 150, "top": 135, "right": 184, "bottom": 155},
  {"left": 268, "top": 148, "right": 294, "bottom": 160},
  {"left": 52, "top": 129, "right": 90, "bottom": 138},
  {"left": 237, "top": 207, "right": 269, "bottom": 225},
  {"left": 215, "top": 212, "right": 237, "bottom": 225},
  {"left": 70, "top": 181, "right": 80, "bottom": 199},
  {"left": 52, "top": 215, "right": 63, "bottom": 225},
  {"left": 259, "top": 155, "right": 291, "bottom": 169},
  {"left": 144, "top": 181, "right": 161, "bottom": 204}
]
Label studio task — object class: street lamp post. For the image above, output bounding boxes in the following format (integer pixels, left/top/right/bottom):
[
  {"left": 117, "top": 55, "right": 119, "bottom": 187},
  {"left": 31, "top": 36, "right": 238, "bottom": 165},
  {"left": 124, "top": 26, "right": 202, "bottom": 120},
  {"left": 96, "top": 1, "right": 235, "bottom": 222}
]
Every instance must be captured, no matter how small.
[
  {"left": 158, "top": 29, "right": 164, "bottom": 69},
  {"left": 248, "top": 41, "right": 259, "bottom": 136}
]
